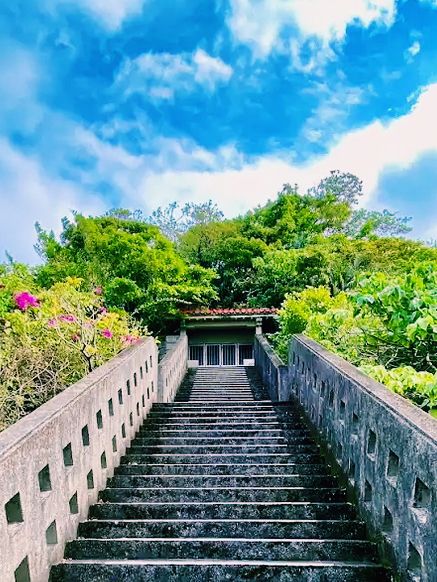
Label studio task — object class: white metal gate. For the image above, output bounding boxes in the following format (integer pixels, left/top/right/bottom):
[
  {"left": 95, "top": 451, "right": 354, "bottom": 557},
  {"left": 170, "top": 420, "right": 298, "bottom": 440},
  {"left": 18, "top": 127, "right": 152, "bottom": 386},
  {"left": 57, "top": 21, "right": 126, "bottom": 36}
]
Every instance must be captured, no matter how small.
[{"left": 189, "top": 344, "right": 253, "bottom": 367}]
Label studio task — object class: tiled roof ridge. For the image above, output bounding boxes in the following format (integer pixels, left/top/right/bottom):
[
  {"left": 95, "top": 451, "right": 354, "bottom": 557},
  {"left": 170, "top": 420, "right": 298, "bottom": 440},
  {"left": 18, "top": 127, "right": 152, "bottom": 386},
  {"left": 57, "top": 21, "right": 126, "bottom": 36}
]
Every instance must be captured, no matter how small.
[{"left": 181, "top": 307, "right": 277, "bottom": 316}]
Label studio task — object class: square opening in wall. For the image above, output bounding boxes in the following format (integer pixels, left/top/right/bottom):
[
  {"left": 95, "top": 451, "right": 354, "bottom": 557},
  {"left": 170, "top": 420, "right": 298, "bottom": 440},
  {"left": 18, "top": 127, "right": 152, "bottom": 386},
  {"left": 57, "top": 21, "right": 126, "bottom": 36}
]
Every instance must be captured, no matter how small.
[
  {"left": 81, "top": 425, "right": 90, "bottom": 446},
  {"left": 69, "top": 492, "right": 79, "bottom": 515},
  {"left": 14, "top": 556, "right": 30, "bottom": 582},
  {"left": 38, "top": 465, "right": 52, "bottom": 492},
  {"left": 96, "top": 410, "right": 103, "bottom": 429},
  {"left": 383, "top": 506, "right": 393, "bottom": 534},
  {"left": 364, "top": 480, "right": 372, "bottom": 503},
  {"left": 413, "top": 478, "right": 431, "bottom": 509},
  {"left": 387, "top": 450, "right": 400, "bottom": 484},
  {"left": 63, "top": 443, "right": 74, "bottom": 467},
  {"left": 407, "top": 542, "right": 422, "bottom": 577},
  {"left": 367, "top": 429, "right": 377, "bottom": 457},
  {"left": 46, "top": 520, "right": 58, "bottom": 545},
  {"left": 5, "top": 492, "right": 24, "bottom": 524}
]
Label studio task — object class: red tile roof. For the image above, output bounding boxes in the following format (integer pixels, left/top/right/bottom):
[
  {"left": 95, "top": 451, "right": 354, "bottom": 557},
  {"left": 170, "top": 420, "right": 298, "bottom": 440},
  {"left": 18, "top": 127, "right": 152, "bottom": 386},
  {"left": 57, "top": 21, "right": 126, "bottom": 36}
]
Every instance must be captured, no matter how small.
[{"left": 182, "top": 307, "right": 278, "bottom": 317}]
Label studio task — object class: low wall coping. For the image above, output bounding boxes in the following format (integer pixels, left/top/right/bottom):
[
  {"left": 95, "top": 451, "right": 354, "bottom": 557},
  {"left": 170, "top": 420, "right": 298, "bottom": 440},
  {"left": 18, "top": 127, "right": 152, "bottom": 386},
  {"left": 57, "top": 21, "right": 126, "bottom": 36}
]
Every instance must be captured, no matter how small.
[
  {"left": 0, "top": 338, "right": 153, "bottom": 461},
  {"left": 294, "top": 334, "right": 437, "bottom": 443}
]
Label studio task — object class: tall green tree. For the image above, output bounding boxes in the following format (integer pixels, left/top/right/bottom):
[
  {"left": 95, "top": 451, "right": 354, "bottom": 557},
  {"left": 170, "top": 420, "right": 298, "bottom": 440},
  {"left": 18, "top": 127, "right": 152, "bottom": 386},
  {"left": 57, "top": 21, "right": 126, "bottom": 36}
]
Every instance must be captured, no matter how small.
[{"left": 35, "top": 213, "right": 217, "bottom": 333}]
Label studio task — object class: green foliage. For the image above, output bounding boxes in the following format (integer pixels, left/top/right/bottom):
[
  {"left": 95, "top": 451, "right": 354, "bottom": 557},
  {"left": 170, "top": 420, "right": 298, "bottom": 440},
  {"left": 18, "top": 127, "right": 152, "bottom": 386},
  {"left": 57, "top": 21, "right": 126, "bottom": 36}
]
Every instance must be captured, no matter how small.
[
  {"left": 308, "top": 170, "right": 363, "bottom": 205},
  {"left": 36, "top": 213, "right": 217, "bottom": 333},
  {"left": 242, "top": 186, "right": 352, "bottom": 248},
  {"left": 179, "top": 220, "right": 267, "bottom": 306},
  {"left": 273, "top": 265, "right": 437, "bottom": 414},
  {"left": 345, "top": 208, "right": 412, "bottom": 237},
  {"left": 271, "top": 287, "right": 333, "bottom": 361},
  {"left": 361, "top": 365, "right": 437, "bottom": 416},
  {"left": 0, "top": 274, "right": 142, "bottom": 430},
  {"left": 351, "top": 265, "right": 437, "bottom": 372},
  {"left": 148, "top": 200, "right": 224, "bottom": 241}
]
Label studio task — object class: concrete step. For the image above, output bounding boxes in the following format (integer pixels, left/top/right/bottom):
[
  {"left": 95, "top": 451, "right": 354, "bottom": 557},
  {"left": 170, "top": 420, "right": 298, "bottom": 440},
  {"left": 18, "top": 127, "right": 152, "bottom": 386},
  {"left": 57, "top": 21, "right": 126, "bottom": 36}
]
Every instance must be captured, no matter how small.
[
  {"left": 64, "top": 538, "right": 378, "bottom": 562},
  {"left": 142, "top": 422, "right": 308, "bottom": 430},
  {"left": 107, "top": 475, "right": 338, "bottom": 489},
  {"left": 78, "top": 518, "right": 367, "bottom": 540},
  {"left": 153, "top": 404, "right": 274, "bottom": 410},
  {"left": 137, "top": 429, "right": 303, "bottom": 438},
  {"left": 126, "top": 445, "right": 319, "bottom": 455},
  {"left": 89, "top": 502, "right": 355, "bottom": 521},
  {"left": 115, "top": 463, "right": 331, "bottom": 476},
  {"left": 147, "top": 411, "right": 279, "bottom": 419},
  {"left": 100, "top": 487, "right": 346, "bottom": 504},
  {"left": 51, "top": 560, "right": 391, "bottom": 582},
  {"left": 121, "top": 453, "right": 324, "bottom": 465},
  {"left": 133, "top": 437, "right": 315, "bottom": 446}
]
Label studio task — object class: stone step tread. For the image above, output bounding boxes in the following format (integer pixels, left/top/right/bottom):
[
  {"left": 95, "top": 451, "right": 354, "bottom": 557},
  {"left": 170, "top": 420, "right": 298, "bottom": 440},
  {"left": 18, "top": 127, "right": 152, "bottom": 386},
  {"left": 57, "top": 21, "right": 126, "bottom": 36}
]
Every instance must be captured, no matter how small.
[
  {"left": 53, "top": 558, "right": 386, "bottom": 567},
  {"left": 64, "top": 538, "right": 378, "bottom": 562},
  {"left": 115, "top": 464, "right": 330, "bottom": 475},
  {"left": 78, "top": 519, "right": 367, "bottom": 539}
]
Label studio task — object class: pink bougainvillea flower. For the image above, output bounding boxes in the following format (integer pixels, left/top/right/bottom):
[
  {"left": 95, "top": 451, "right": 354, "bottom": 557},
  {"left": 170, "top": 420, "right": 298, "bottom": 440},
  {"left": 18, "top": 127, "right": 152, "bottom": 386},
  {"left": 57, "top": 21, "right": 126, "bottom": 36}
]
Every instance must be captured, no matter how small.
[
  {"left": 101, "top": 328, "right": 113, "bottom": 339},
  {"left": 71, "top": 334, "right": 80, "bottom": 342},
  {"left": 47, "top": 318, "right": 58, "bottom": 328},
  {"left": 99, "top": 307, "right": 108, "bottom": 316},
  {"left": 94, "top": 286, "right": 103, "bottom": 295},
  {"left": 59, "top": 314, "right": 76, "bottom": 323},
  {"left": 14, "top": 291, "right": 39, "bottom": 311}
]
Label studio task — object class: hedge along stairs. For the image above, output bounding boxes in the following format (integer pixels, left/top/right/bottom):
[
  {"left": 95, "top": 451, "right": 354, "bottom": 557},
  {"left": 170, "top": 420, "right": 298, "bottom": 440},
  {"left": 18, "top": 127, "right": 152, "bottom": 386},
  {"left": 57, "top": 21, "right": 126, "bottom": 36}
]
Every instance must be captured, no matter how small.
[{"left": 50, "top": 366, "right": 390, "bottom": 581}]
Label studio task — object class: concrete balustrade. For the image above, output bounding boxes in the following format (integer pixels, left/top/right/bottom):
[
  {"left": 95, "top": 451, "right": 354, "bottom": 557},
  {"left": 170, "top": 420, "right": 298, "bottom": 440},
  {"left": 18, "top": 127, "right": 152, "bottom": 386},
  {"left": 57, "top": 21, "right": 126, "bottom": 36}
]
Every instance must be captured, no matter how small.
[
  {"left": 255, "top": 332, "right": 437, "bottom": 582},
  {"left": 254, "top": 334, "right": 288, "bottom": 401},
  {"left": 0, "top": 337, "right": 165, "bottom": 582},
  {"left": 157, "top": 331, "right": 188, "bottom": 403}
]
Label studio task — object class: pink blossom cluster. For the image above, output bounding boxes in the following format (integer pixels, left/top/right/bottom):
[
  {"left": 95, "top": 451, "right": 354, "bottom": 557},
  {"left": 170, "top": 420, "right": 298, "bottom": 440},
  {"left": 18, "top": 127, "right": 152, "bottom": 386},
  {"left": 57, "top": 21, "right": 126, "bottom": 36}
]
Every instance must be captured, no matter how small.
[
  {"left": 14, "top": 291, "right": 39, "bottom": 311},
  {"left": 48, "top": 314, "right": 76, "bottom": 327},
  {"left": 101, "top": 328, "right": 113, "bottom": 339}
]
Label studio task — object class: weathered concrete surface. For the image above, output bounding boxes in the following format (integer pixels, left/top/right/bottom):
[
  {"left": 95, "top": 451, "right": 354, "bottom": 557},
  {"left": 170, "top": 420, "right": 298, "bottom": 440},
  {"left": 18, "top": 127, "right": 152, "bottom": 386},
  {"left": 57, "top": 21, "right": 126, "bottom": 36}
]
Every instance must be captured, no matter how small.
[
  {"left": 254, "top": 334, "right": 289, "bottom": 401},
  {"left": 288, "top": 334, "right": 437, "bottom": 582},
  {"left": 157, "top": 332, "right": 188, "bottom": 403},
  {"left": 0, "top": 338, "right": 158, "bottom": 582}
]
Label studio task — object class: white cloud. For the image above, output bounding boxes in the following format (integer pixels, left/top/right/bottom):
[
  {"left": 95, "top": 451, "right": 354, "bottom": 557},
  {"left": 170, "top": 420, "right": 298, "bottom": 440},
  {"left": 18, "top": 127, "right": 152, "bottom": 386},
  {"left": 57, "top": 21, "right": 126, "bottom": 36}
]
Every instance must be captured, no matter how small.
[
  {"left": 0, "top": 43, "right": 43, "bottom": 134},
  {"left": 405, "top": 40, "right": 421, "bottom": 61},
  {"left": 116, "top": 48, "right": 233, "bottom": 101},
  {"left": 0, "top": 139, "right": 105, "bottom": 263},
  {"left": 54, "top": 0, "right": 146, "bottom": 30},
  {"left": 228, "top": 0, "right": 396, "bottom": 69},
  {"left": 124, "top": 83, "right": 437, "bottom": 229}
]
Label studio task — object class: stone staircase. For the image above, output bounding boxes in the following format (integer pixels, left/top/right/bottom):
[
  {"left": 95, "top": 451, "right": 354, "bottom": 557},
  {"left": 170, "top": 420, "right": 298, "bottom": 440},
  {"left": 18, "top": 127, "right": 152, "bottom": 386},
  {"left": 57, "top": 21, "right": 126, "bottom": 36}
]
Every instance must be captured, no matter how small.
[{"left": 50, "top": 366, "right": 390, "bottom": 581}]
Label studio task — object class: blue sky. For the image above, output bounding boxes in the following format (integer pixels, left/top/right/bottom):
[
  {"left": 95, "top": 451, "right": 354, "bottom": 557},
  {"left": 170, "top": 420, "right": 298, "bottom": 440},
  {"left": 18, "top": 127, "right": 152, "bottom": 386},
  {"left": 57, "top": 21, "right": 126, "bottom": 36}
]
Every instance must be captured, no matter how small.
[{"left": 1, "top": 0, "right": 437, "bottom": 262}]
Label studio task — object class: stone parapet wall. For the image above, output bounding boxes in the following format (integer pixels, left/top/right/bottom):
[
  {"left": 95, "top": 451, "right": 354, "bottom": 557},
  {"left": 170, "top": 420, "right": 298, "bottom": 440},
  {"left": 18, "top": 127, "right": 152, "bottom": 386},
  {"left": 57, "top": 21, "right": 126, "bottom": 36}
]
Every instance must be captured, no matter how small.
[
  {"left": 0, "top": 338, "right": 160, "bottom": 582},
  {"left": 254, "top": 332, "right": 437, "bottom": 580},
  {"left": 157, "top": 332, "right": 188, "bottom": 403},
  {"left": 289, "top": 334, "right": 437, "bottom": 582},
  {"left": 254, "top": 334, "right": 289, "bottom": 401}
]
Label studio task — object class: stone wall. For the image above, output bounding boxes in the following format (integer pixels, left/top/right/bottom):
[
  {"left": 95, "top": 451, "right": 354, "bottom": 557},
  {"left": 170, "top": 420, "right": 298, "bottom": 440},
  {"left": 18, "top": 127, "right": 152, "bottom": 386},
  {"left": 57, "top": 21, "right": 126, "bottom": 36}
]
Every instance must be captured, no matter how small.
[
  {"left": 0, "top": 338, "right": 160, "bottom": 582},
  {"left": 289, "top": 334, "right": 437, "bottom": 582},
  {"left": 254, "top": 334, "right": 289, "bottom": 401},
  {"left": 254, "top": 333, "right": 437, "bottom": 581},
  {"left": 157, "top": 332, "right": 188, "bottom": 403}
]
